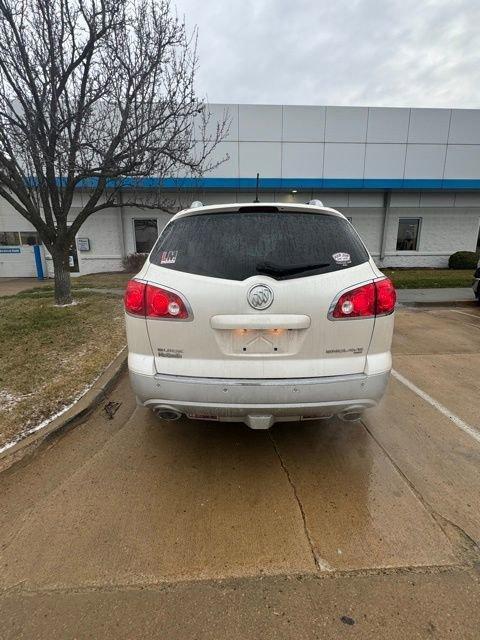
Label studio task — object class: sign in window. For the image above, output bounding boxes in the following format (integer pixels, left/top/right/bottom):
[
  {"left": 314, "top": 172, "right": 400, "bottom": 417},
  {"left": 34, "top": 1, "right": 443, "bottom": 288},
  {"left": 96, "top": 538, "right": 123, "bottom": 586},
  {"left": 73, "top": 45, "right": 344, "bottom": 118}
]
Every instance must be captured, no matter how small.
[
  {"left": 134, "top": 219, "right": 158, "bottom": 253},
  {"left": 396, "top": 218, "right": 421, "bottom": 251}
]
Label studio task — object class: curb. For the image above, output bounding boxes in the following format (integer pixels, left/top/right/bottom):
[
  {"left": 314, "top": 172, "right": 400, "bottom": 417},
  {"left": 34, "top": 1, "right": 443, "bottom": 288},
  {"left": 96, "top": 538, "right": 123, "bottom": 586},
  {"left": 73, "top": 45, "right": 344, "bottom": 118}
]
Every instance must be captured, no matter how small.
[{"left": 0, "top": 348, "right": 128, "bottom": 474}]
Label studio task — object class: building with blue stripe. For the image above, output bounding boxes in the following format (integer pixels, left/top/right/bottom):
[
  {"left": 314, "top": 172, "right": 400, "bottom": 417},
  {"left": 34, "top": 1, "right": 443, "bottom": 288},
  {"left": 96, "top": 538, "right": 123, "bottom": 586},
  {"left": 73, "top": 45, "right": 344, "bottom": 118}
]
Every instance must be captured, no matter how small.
[{"left": 1, "top": 103, "right": 479, "bottom": 276}]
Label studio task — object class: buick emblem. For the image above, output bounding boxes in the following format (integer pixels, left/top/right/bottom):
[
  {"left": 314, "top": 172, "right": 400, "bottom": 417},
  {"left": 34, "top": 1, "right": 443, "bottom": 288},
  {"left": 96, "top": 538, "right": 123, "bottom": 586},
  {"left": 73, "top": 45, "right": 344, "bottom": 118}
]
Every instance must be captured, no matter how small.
[{"left": 247, "top": 284, "right": 274, "bottom": 310}]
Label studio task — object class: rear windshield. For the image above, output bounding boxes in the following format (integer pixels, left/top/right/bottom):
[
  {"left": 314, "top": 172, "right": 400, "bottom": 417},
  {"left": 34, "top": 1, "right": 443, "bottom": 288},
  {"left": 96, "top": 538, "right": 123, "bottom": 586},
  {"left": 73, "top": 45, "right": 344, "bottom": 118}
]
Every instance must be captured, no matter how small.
[{"left": 150, "top": 210, "right": 369, "bottom": 281}]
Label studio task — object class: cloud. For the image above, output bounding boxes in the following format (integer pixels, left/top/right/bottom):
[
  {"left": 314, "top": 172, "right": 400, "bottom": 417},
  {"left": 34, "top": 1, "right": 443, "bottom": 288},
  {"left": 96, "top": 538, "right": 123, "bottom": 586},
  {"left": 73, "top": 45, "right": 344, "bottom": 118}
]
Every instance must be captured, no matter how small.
[{"left": 174, "top": 0, "right": 480, "bottom": 107}]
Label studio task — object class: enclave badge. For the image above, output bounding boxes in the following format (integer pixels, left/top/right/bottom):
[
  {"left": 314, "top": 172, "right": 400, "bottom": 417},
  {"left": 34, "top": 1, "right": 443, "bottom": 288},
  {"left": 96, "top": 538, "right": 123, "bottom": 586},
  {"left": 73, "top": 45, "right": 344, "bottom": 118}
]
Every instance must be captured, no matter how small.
[{"left": 247, "top": 284, "right": 274, "bottom": 310}]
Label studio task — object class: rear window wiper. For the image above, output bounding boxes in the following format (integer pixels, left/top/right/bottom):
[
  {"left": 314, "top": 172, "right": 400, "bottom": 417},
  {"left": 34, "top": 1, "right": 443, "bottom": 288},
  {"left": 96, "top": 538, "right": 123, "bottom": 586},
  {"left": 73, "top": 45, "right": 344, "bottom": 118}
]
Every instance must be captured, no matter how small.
[{"left": 255, "top": 260, "right": 331, "bottom": 276}]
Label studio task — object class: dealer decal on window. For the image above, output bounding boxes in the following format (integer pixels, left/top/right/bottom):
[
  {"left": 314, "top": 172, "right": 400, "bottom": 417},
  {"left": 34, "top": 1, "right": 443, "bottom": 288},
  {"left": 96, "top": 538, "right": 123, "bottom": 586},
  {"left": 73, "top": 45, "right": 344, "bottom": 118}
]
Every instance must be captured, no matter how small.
[
  {"left": 332, "top": 252, "right": 351, "bottom": 266},
  {"left": 160, "top": 250, "right": 178, "bottom": 264}
]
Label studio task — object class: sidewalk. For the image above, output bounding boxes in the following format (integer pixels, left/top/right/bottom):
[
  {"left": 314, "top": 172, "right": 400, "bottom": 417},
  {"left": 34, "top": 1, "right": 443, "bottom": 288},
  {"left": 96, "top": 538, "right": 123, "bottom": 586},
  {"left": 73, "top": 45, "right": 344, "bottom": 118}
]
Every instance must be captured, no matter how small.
[
  {"left": 397, "top": 287, "right": 475, "bottom": 306},
  {"left": 0, "top": 277, "right": 48, "bottom": 296}
]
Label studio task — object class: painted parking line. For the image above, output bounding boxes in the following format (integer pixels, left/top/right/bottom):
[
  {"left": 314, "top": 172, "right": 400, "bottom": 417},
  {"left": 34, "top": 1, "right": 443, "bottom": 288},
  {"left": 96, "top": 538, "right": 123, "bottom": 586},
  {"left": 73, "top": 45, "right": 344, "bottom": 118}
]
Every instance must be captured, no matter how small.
[
  {"left": 462, "top": 323, "right": 480, "bottom": 331},
  {"left": 391, "top": 369, "right": 480, "bottom": 445},
  {"left": 449, "top": 310, "right": 480, "bottom": 320}
]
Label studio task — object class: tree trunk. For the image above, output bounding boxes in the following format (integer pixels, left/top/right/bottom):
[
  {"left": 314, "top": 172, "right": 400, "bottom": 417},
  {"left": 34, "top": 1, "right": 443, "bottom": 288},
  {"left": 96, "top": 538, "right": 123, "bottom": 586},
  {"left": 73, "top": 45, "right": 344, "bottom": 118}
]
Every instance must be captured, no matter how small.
[{"left": 52, "top": 247, "right": 72, "bottom": 305}]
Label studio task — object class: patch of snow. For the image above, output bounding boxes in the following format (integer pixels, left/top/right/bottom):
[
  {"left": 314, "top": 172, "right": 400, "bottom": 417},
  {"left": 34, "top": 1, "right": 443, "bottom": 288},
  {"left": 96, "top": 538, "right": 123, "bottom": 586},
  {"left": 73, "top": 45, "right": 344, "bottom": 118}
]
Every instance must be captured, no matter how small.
[
  {"left": 0, "top": 390, "right": 36, "bottom": 410},
  {"left": 0, "top": 391, "right": 21, "bottom": 409},
  {"left": 0, "top": 346, "right": 126, "bottom": 455}
]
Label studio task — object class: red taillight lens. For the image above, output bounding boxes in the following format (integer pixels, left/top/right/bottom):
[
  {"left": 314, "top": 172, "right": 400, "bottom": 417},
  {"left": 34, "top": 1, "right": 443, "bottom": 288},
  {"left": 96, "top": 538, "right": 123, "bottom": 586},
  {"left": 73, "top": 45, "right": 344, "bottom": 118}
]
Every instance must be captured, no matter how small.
[
  {"left": 124, "top": 279, "right": 146, "bottom": 316},
  {"left": 375, "top": 277, "right": 396, "bottom": 315},
  {"left": 332, "top": 283, "right": 376, "bottom": 319},
  {"left": 124, "top": 280, "right": 190, "bottom": 320},
  {"left": 145, "top": 284, "right": 189, "bottom": 319},
  {"left": 331, "top": 278, "right": 396, "bottom": 319}
]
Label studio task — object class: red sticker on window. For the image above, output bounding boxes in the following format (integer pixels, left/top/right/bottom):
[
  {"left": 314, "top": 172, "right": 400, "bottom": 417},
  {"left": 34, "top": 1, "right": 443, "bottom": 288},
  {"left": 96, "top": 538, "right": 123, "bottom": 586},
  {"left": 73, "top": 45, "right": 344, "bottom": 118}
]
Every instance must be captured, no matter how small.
[{"left": 160, "top": 251, "right": 178, "bottom": 264}]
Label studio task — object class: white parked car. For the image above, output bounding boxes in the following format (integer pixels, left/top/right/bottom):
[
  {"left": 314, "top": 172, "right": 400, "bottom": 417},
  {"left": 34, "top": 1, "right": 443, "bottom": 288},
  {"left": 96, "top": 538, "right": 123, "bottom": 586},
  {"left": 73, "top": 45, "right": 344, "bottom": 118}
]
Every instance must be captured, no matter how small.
[{"left": 124, "top": 201, "right": 396, "bottom": 429}]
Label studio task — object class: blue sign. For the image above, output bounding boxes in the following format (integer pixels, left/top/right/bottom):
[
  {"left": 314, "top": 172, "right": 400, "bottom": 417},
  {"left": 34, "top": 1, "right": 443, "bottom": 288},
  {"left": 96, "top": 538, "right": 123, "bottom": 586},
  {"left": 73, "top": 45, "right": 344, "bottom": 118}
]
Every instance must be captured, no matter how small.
[{"left": 0, "top": 247, "right": 20, "bottom": 254}]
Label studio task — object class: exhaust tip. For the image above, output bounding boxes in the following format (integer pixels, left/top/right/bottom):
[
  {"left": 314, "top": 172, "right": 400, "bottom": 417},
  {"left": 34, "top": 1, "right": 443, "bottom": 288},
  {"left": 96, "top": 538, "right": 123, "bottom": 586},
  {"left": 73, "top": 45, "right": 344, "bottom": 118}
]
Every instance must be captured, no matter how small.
[
  {"left": 339, "top": 406, "right": 364, "bottom": 422},
  {"left": 153, "top": 406, "right": 182, "bottom": 421}
]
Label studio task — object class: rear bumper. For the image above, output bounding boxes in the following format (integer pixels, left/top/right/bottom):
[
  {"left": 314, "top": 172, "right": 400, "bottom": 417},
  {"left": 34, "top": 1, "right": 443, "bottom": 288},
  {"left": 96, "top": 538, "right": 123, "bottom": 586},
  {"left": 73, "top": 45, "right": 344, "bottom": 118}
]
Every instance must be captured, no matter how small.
[{"left": 129, "top": 368, "right": 390, "bottom": 427}]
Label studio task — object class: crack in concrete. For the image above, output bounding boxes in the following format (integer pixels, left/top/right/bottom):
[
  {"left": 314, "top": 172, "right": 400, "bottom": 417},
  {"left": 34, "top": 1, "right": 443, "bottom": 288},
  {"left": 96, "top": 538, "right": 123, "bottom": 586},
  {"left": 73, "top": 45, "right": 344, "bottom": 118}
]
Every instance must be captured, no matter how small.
[
  {"left": 268, "top": 432, "right": 333, "bottom": 573},
  {"left": 0, "top": 563, "right": 474, "bottom": 597},
  {"left": 361, "top": 419, "right": 480, "bottom": 564}
]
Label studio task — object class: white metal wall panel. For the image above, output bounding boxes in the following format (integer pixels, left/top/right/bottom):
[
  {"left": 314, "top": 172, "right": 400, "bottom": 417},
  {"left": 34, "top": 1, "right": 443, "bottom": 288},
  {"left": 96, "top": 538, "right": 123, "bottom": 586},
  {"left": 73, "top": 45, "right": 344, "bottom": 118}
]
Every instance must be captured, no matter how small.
[
  {"left": 448, "top": 109, "right": 480, "bottom": 144},
  {"left": 364, "top": 144, "right": 406, "bottom": 178},
  {"left": 205, "top": 141, "right": 239, "bottom": 178},
  {"left": 444, "top": 145, "right": 480, "bottom": 179},
  {"left": 195, "top": 104, "right": 480, "bottom": 181},
  {"left": 281, "top": 142, "right": 323, "bottom": 178},
  {"left": 325, "top": 106, "right": 368, "bottom": 143},
  {"left": 201, "top": 103, "right": 239, "bottom": 142},
  {"left": 366, "top": 107, "right": 410, "bottom": 143},
  {"left": 239, "top": 142, "right": 281, "bottom": 177},
  {"left": 408, "top": 109, "right": 451, "bottom": 143},
  {"left": 282, "top": 106, "right": 325, "bottom": 142},
  {"left": 238, "top": 104, "right": 282, "bottom": 141},
  {"left": 404, "top": 144, "right": 447, "bottom": 179},
  {"left": 323, "top": 143, "right": 365, "bottom": 178}
]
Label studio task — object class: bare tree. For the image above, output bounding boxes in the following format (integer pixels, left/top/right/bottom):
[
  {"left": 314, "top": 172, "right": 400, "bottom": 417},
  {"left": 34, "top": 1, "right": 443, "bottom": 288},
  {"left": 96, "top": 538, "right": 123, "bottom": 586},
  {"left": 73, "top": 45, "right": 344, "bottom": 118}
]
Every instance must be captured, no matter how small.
[{"left": 0, "top": 0, "right": 227, "bottom": 304}]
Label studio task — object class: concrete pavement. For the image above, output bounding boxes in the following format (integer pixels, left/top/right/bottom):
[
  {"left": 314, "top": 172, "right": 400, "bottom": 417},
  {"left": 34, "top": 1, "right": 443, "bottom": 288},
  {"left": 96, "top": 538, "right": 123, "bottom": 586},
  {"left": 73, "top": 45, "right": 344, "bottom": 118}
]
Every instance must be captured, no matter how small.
[
  {"left": 1, "top": 306, "right": 480, "bottom": 638},
  {"left": 0, "top": 277, "right": 48, "bottom": 296}
]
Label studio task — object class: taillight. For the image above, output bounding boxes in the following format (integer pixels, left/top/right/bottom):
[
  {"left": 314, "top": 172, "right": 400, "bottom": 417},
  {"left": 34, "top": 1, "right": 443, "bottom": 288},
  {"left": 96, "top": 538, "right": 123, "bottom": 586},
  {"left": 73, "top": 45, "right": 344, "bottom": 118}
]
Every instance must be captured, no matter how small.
[
  {"left": 145, "top": 283, "right": 190, "bottom": 319},
  {"left": 330, "top": 278, "right": 396, "bottom": 320},
  {"left": 375, "top": 278, "right": 396, "bottom": 315},
  {"left": 331, "top": 283, "right": 376, "bottom": 319},
  {"left": 124, "top": 280, "right": 190, "bottom": 320},
  {"left": 124, "top": 280, "right": 146, "bottom": 315}
]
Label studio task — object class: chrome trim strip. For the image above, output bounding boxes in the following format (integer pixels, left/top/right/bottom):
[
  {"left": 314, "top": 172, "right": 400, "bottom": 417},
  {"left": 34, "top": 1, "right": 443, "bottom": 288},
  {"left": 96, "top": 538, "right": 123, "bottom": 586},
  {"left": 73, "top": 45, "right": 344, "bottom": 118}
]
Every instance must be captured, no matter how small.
[{"left": 153, "top": 372, "right": 369, "bottom": 387}]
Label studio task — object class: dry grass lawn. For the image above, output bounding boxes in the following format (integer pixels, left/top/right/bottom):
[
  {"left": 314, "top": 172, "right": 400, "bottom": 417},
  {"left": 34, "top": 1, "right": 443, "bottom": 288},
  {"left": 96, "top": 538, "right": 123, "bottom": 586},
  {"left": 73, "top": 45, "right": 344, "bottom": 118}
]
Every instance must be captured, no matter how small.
[
  {"left": 0, "top": 290, "right": 126, "bottom": 448},
  {"left": 383, "top": 268, "right": 474, "bottom": 289}
]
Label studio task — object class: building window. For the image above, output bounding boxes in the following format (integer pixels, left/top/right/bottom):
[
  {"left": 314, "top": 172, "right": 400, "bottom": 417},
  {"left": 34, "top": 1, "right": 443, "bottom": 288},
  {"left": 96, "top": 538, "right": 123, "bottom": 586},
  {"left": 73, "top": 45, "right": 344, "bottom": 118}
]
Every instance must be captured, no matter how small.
[
  {"left": 20, "top": 231, "right": 40, "bottom": 245},
  {"left": 0, "top": 231, "right": 20, "bottom": 246},
  {"left": 134, "top": 219, "right": 158, "bottom": 253},
  {"left": 396, "top": 218, "right": 421, "bottom": 251}
]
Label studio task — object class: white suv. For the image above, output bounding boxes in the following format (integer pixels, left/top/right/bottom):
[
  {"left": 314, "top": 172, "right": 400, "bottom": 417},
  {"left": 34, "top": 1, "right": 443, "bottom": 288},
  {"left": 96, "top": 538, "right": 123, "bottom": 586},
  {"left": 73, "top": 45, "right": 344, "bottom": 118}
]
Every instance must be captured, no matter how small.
[{"left": 124, "top": 201, "right": 396, "bottom": 429}]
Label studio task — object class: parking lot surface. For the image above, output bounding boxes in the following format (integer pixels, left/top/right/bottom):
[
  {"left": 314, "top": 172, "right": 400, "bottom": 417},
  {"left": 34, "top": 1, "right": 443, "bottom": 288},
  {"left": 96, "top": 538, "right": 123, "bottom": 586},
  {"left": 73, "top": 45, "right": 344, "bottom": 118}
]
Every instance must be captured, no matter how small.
[{"left": 1, "top": 306, "right": 480, "bottom": 638}]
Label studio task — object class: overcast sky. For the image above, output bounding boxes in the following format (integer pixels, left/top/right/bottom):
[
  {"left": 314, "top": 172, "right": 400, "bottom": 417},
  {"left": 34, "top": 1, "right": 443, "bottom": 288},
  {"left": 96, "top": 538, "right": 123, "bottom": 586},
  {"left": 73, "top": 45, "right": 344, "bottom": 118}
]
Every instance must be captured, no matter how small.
[{"left": 174, "top": 0, "right": 480, "bottom": 108}]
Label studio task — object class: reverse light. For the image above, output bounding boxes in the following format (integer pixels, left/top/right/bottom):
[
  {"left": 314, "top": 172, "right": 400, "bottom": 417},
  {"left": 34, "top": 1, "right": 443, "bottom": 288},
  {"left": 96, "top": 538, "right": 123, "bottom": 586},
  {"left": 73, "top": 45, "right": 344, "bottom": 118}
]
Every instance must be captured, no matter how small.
[
  {"left": 124, "top": 280, "right": 190, "bottom": 320},
  {"left": 330, "top": 278, "right": 396, "bottom": 320}
]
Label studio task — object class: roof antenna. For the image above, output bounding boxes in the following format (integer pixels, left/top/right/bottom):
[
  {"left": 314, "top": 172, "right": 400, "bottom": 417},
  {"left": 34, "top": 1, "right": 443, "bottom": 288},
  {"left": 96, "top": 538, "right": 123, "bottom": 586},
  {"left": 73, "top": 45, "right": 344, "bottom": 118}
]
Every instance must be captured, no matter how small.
[{"left": 253, "top": 172, "right": 260, "bottom": 202}]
